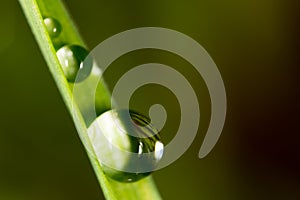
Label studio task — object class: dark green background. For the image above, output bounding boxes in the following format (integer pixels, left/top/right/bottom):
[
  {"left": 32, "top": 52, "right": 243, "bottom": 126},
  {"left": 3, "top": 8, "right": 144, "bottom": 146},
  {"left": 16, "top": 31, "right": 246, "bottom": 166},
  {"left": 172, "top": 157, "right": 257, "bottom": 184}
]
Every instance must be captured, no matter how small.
[{"left": 1, "top": 0, "right": 299, "bottom": 199}]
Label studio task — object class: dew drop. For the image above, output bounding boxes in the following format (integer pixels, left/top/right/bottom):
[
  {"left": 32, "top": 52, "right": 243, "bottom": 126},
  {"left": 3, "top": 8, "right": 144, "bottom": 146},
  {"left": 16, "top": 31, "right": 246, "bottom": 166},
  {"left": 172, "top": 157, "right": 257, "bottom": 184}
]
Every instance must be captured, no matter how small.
[
  {"left": 56, "top": 45, "right": 93, "bottom": 82},
  {"left": 87, "top": 109, "right": 164, "bottom": 182},
  {"left": 43, "top": 17, "right": 62, "bottom": 38}
]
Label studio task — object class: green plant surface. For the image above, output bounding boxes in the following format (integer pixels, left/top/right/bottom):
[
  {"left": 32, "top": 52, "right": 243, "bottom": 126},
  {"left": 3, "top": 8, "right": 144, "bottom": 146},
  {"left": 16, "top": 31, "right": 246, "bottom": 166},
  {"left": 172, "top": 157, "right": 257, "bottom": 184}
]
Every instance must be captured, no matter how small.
[{"left": 18, "top": 0, "right": 162, "bottom": 199}]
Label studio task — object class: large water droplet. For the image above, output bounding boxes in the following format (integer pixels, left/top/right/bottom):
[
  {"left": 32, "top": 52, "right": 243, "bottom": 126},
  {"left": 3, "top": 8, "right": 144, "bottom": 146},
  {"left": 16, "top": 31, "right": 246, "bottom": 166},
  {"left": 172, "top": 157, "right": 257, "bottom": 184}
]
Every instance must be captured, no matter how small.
[
  {"left": 43, "top": 17, "right": 62, "bottom": 38},
  {"left": 56, "top": 45, "right": 93, "bottom": 82},
  {"left": 87, "top": 109, "right": 164, "bottom": 182}
]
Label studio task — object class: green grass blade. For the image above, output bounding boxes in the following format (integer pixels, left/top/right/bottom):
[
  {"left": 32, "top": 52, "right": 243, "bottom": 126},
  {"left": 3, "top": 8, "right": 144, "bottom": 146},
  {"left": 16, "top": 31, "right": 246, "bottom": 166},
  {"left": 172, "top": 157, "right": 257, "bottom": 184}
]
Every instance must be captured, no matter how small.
[{"left": 18, "top": 0, "right": 162, "bottom": 199}]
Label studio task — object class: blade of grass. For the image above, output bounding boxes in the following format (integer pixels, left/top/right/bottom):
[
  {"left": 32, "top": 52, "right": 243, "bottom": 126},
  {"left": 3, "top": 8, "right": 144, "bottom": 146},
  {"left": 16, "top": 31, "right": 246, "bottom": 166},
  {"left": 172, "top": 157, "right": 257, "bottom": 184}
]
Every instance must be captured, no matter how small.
[{"left": 18, "top": 0, "right": 162, "bottom": 199}]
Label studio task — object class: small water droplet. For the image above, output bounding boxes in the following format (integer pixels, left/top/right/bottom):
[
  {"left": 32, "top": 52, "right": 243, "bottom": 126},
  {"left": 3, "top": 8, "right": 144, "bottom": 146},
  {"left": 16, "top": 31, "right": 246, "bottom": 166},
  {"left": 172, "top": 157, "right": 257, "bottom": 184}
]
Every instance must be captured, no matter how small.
[
  {"left": 56, "top": 45, "right": 93, "bottom": 82},
  {"left": 87, "top": 109, "right": 164, "bottom": 182},
  {"left": 43, "top": 17, "right": 62, "bottom": 38}
]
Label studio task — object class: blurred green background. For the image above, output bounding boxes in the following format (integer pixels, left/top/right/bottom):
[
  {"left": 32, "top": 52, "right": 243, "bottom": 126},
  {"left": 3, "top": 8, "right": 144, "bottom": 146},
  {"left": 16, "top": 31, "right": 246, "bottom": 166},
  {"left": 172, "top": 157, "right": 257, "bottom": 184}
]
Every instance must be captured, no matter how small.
[{"left": 1, "top": 0, "right": 300, "bottom": 199}]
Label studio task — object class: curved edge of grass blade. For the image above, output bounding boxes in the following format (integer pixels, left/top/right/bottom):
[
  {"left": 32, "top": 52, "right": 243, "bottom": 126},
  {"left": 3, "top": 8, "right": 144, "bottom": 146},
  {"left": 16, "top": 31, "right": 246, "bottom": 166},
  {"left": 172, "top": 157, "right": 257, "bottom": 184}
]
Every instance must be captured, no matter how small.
[
  {"left": 18, "top": 0, "right": 118, "bottom": 199},
  {"left": 18, "top": 0, "right": 162, "bottom": 199}
]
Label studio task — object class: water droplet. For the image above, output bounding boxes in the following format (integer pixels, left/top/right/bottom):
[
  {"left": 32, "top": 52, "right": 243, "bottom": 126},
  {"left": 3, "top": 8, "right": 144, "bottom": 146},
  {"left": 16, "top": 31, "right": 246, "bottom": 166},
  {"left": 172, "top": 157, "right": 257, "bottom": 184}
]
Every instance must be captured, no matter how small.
[
  {"left": 87, "top": 109, "right": 164, "bottom": 182},
  {"left": 56, "top": 45, "right": 93, "bottom": 82},
  {"left": 43, "top": 17, "right": 62, "bottom": 38}
]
